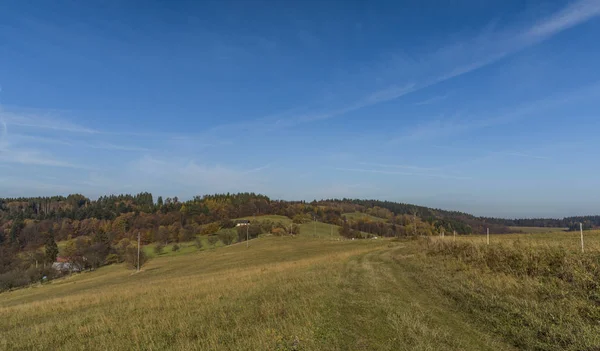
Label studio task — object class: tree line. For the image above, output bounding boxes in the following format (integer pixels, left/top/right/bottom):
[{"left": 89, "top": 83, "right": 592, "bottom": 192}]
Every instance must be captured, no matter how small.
[{"left": 2, "top": 192, "right": 597, "bottom": 292}]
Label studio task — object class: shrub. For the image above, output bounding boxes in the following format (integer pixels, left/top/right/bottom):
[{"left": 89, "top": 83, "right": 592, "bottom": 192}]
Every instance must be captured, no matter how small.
[
  {"left": 219, "top": 219, "right": 236, "bottom": 229},
  {"left": 194, "top": 237, "right": 203, "bottom": 249},
  {"left": 207, "top": 235, "right": 219, "bottom": 246},
  {"left": 154, "top": 243, "right": 165, "bottom": 255},
  {"left": 218, "top": 229, "right": 236, "bottom": 245},
  {"left": 0, "top": 270, "right": 31, "bottom": 292},
  {"left": 236, "top": 225, "right": 261, "bottom": 242},
  {"left": 271, "top": 227, "right": 286, "bottom": 236},
  {"left": 105, "top": 253, "right": 121, "bottom": 265},
  {"left": 201, "top": 222, "right": 221, "bottom": 236},
  {"left": 172, "top": 244, "right": 180, "bottom": 252},
  {"left": 124, "top": 245, "right": 149, "bottom": 270}
]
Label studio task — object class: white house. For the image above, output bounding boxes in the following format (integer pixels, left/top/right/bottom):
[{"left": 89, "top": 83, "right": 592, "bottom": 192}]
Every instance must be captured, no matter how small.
[{"left": 236, "top": 220, "right": 250, "bottom": 227}]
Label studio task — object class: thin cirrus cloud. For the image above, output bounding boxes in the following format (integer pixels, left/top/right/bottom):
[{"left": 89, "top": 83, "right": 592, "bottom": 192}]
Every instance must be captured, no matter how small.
[
  {"left": 391, "top": 81, "right": 600, "bottom": 144},
  {"left": 358, "top": 162, "right": 440, "bottom": 172},
  {"left": 189, "top": 0, "right": 600, "bottom": 137},
  {"left": 1, "top": 110, "right": 99, "bottom": 134},
  {"left": 0, "top": 148, "right": 88, "bottom": 169},
  {"left": 0, "top": 116, "right": 81, "bottom": 168},
  {"left": 414, "top": 94, "right": 448, "bottom": 106},
  {"left": 5, "top": 0, "right": 598, "bottom": 147},
  {"left": 266, "top": 0, "right": 600, "bottom": 130},
  {"left": 129, "top": 156, "right": 271, "bottom": 192},
  {"left": 333, "top": 167, "right": 473, "bottom": 180}
]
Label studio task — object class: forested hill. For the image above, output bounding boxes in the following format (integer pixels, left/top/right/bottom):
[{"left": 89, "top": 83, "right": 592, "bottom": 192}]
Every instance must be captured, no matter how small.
[
  {"left": 481, "top": 216, "right": 600, "bottom": 231},
  {"left": 2, "top": 192, "right": 599, "bottom": 291},
  {"left": 321, "top": 199, "right": 600, "bottom": 232},
  {"left": 1, "top": 194, "right": 597, "bottom": 246}
]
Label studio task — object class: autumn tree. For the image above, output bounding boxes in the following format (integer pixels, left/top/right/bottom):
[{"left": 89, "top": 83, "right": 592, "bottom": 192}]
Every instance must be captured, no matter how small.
[{"left": 124, "top": 243, "right": 149, "bottom": 270}]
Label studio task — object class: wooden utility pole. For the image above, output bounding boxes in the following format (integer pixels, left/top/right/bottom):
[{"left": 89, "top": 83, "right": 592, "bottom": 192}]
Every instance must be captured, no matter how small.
[
  {"left": 453, "top": 230, "right": 456, "bottom": 242},
  {"left": 137, "top": 232, "right": 140, "bottom": 272},
  {"left": 314, "top": 216, "right": 317, "bottom": 237},
  {"left": 486, "top": 228, "right": 490, "bottom": 245},
  {"left": 246, "top": 224, "right": 249, "bottom": 248},
  {"left": 580, "top": 223, "right": 585, "bottom": 253}
]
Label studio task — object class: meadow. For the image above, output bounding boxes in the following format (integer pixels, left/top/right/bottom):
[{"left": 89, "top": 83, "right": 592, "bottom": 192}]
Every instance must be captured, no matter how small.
[{"left": 2, "top": 226, "right": 600, "bottom": 350}]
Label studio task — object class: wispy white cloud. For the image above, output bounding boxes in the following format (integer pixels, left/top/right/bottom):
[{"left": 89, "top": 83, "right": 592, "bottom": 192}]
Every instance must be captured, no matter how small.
[
  {"left": 8, "top": 133, "right": 74, "bottom": 146},
  {"left": 243, "top": 164, "right": 271, "bottom": 174},
  {"left": 358, "top": 162, "right": 439, "bottom": 172},
  {"left": 0, "top": 112, "right": 92, "bottom": 169},
  {"left": 267, "top": 0, "right": 600, "bottom": 129},
  {"left": 0, "top": 176, "right": 76, "bottom": 196},
  {"left": 414, "top": 94, "right": 448, "bottom": 106},
  {"left": 0, "top": 117, "right": 8, "bottom": 150},
  {"left": 2, "top": 110, "right": 99, "bottom": 134},
  {"left": 524, "top": 0, "right": 600, "bottom": 40},
  {"left": 391, "top": 81, "right": 600, "bottom": 143},
  {"left": 491, "top": 151, "right": 550, "bottom": 160},
  {"left": 432, "top": 145, "right": 551, "bottom": 161},
  {"left": 87, "top": 143, "right": 149, "bottom": 152},
  {"left": 333, "top": 167, "right": 472, "bottom": 180},
  {"left": 128, "top": 156, "right": 270, "bottom": 193},
  {"left": 0, "top": 148, "right": 87, "bottom": 168}
]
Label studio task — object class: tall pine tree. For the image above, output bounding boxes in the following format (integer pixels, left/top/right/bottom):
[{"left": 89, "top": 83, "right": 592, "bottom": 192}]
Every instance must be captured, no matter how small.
[{"left": 44, "top": 231, "right": 59, "bottom": 264}]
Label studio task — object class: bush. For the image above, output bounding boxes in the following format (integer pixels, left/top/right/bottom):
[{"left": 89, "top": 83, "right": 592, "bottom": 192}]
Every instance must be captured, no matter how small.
[
  {"left": 219, "top": 219, "right": 236, "bottom": 229},
  {"left": 218, "top": 229, "right": 236, "bottom": 245},
  {"left": 201, "top": 222, "right": 221, "bottom": 235},
  {"left": 124, "top": 245, "right": 149, "bottom": 270},
  {"left": 0, "top": 270, "right": 31, "bottom": 292},
  {"left": 181, "top": 227, "right": 196, "bottom": 242},
  {"left": 172, "top": 244, "right": 180, "bottom": 252},
  {"left": 154, "top": 243, "right": 165, "bottom": 255},
  {"left": 105, "top": 253, "right": 121, "bottom": 265},
  {"left": 207, "top": 235, "right": 219, "bottom": 246},
  {"left": 236, "top": 225, "right": 261, "bottom": 242},
  {"left": 271, "top": 227, "right": 286, "bottom": 236},
  {"left": 194, "top": 237, "right": 203, "bottom": 249}
]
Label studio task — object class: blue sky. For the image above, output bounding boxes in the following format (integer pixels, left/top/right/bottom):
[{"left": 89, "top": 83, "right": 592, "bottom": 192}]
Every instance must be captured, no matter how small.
[{"left": 1, "top": 0, "right": 600, "bottom": 218}]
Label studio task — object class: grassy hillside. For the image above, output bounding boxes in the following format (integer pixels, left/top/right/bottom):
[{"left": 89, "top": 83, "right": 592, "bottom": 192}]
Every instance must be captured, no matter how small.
[
  {"left": 299, "top": 221, "right": 341, "bottom": 239},
  {"left": 1, "top": 236, "right": 514, "bottom": 351},
  {"left": 3, "top": 233, "right": 600, "bottom": 350},
  {"left": 343, "top": 212, "right": 388, "bottom": 223}
]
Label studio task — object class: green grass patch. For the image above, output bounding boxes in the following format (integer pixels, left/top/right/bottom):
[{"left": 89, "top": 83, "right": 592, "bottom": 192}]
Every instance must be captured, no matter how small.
[
  {"left": 509, "top": 226, "right": 568, "bottom": 234},
  {"left": 343, "top": 212, "right": 388, "bottom": 223}
]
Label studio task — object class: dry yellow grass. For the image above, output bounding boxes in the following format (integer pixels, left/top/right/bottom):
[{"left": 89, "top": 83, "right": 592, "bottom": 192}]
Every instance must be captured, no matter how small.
[
  {"left": 0, "top": 236, "right": 516, "bottom": 350},
  {"left": 6, "top": 231, "right": 597, "bottom": 350},
  {"left": 452, "top": 229, "right": 600, "bottom": 252}
]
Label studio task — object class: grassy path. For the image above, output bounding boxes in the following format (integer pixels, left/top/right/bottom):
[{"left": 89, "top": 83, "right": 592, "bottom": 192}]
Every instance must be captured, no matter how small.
[{"left": 313, "top": 244, "right": 514, "bottom": 350}]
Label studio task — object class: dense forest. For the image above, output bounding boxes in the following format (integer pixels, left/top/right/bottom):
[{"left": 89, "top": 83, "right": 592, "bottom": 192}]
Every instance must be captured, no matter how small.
[{"left": 1, "top": 192, "right": 597, "bottom": 292}]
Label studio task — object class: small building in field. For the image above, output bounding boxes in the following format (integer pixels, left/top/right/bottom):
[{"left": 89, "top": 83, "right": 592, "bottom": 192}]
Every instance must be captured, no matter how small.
[{"left": 236, "top": 220, "right": 250, "bottom": 227}]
